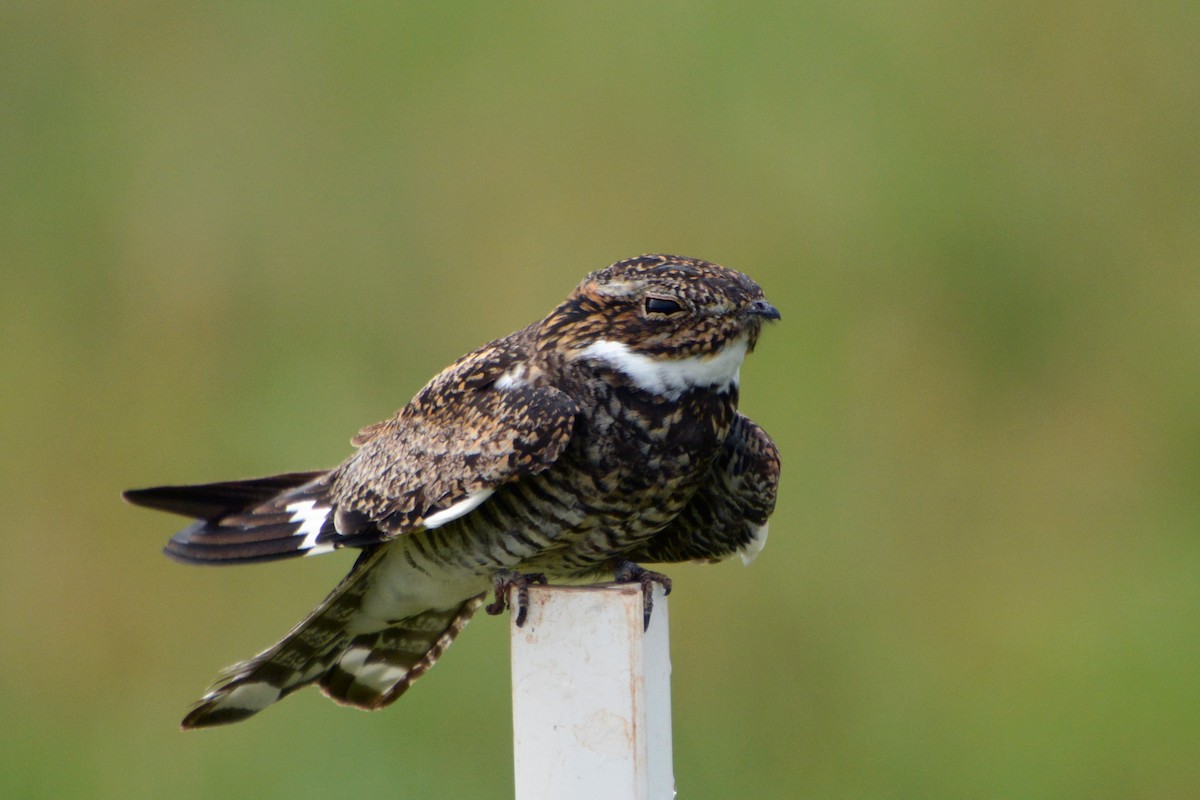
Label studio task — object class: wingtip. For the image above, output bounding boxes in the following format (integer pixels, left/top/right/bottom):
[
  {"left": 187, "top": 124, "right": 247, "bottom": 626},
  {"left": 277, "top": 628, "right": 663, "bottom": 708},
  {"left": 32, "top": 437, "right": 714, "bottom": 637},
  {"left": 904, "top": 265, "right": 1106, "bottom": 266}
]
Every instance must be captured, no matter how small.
[
  {"left": 121, "top": 486, "right": 152, "bottom": 507},
  {"left": 121, "top": 472, "right": 332, "bottom": 519}
]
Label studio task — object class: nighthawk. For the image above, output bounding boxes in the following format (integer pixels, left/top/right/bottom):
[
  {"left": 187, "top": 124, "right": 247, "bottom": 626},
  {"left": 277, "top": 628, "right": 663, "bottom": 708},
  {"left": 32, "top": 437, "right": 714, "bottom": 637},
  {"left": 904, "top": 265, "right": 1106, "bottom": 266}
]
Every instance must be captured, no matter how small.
[{"left": 125, "top": 254, "right": 781, "bottom": 729}]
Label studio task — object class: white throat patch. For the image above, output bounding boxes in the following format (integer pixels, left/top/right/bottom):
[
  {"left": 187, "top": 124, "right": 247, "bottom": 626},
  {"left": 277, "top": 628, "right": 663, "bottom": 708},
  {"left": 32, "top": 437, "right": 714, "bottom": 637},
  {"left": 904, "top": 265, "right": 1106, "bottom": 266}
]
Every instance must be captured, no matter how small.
[{"left": 576, "top": 336, "right": 748, "bottom": 398}]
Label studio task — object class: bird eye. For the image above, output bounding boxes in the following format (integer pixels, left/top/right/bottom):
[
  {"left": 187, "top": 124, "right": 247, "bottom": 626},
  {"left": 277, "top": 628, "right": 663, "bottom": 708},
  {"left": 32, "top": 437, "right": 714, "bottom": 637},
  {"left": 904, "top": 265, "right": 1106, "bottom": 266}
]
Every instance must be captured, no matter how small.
[{"left": 645, "top": 297, "right": 684, "bottom": 315}]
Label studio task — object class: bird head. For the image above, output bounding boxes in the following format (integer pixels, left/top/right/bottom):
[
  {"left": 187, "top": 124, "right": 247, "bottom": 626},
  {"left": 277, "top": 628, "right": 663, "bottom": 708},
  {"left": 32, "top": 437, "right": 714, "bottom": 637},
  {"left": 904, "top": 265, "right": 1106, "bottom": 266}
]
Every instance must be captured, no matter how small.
[{"left": 540, "top": 254, "right": 780, "bottom": 397}]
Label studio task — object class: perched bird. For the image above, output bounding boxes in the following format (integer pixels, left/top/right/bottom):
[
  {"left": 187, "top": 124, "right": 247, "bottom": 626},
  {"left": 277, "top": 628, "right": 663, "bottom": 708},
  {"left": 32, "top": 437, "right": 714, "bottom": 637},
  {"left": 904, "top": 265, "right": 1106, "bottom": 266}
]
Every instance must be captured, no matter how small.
[{"left": 125, "top": 254, "right": 781, "bottom": 729}]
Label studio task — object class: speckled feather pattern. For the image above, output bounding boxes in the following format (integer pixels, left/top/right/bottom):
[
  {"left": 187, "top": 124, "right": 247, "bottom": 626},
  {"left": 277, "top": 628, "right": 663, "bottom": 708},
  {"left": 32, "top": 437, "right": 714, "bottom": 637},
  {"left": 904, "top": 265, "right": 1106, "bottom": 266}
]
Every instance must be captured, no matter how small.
[{"left": 331, "top": 331, "right": 578, "bottom": 536}]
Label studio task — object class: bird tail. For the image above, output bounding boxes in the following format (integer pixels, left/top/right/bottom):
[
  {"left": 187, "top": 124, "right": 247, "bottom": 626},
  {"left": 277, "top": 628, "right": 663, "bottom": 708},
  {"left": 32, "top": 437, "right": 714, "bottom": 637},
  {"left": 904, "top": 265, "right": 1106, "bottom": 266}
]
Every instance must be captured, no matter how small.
[
  {"left": 124, "top": 471, "right": 377, "bottom": 563},
  {"left": 181, "top": 548, "right": 484, "bottom": 729}
]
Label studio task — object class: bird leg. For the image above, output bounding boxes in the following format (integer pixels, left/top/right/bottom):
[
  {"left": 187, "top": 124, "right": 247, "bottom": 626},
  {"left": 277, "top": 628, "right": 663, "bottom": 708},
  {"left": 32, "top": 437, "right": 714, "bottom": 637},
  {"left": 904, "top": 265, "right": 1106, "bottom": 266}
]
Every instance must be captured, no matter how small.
[
  {"left": 486, "top": 569, "right": 548, "bottom": 627},
  {"left": 612, "top": 559, "right": 673, "bottom": 631}
]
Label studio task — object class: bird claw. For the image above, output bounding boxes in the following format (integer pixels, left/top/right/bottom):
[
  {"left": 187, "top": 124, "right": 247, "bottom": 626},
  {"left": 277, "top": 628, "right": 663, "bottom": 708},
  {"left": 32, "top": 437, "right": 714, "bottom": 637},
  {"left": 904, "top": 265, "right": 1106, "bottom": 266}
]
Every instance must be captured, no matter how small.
[
  {"left": 613, "top": 560, "right": 672, "bottom": 631},
  {"left": 486, "top": 569, "right": 548, "bottom": 627}
]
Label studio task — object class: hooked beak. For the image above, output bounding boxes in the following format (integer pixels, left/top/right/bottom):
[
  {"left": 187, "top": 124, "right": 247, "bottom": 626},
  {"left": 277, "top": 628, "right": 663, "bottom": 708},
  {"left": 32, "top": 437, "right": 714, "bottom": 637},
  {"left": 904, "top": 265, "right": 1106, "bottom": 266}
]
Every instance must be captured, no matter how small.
[{"left": 748, "top": 299, "right": 781, "bottom": 321}]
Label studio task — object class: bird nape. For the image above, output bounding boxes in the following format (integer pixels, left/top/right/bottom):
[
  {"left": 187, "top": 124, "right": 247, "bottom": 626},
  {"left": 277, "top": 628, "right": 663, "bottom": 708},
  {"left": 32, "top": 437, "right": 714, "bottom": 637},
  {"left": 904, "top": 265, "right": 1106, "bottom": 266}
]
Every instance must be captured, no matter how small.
[{"left": 124, "top": 254, "right": 781, "bottom": 729}]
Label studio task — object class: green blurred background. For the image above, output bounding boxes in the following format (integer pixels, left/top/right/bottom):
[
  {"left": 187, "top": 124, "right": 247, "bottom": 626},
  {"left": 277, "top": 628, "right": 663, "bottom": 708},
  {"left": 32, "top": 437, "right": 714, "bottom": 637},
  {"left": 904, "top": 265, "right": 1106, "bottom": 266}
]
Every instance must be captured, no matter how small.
[{"left": 3, "top": 2, "right": 1198, "bottom": 798}]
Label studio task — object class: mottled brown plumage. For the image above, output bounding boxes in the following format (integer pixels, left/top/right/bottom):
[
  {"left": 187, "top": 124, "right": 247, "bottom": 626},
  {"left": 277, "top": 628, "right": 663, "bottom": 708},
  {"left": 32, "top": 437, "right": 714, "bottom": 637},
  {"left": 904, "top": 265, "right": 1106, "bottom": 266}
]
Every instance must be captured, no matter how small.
[{"left": 125, "top": 254, "right": 781, "bottom": 728}]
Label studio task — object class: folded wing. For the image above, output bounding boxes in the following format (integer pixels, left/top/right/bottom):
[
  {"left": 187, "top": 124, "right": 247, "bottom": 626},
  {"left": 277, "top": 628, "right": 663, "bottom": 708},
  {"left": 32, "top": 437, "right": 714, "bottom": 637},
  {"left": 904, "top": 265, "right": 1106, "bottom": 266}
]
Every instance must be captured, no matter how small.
[
  {"left": 622, "top": 412, "right": 780, "bottom": 565},
  {"left": 125, "top": 331, "right": 579, "bottom": 564}
]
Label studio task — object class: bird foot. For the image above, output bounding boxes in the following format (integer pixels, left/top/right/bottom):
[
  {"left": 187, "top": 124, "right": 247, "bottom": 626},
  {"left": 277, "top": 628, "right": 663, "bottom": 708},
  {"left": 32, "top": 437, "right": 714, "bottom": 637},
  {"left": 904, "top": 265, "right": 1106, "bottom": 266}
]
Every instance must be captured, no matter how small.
[
  {"left": 613, "top": 559, "right": 673, "bottom": 631},
  {"left": 486, "top": 569, "right": 548, "bottom": 627}
]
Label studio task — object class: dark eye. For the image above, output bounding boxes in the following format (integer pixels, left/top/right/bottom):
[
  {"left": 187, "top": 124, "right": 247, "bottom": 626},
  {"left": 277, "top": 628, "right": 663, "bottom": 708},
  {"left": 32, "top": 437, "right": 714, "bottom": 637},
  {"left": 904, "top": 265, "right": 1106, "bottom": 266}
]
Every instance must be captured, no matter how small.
[{"left": 645, "top": 297, "right": 684, "bottom": 315}]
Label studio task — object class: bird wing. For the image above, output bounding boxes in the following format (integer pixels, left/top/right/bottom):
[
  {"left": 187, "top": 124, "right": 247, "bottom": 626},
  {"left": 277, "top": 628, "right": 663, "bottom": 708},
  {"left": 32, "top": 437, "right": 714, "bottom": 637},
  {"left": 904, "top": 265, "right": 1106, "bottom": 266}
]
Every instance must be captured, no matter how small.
[
  {"left": 622, "top": 412, "right": 780, "bottom": 565},
  {"left": 132, "top": 330, "right": 578, "bottom": 563},
  {"left": 125, "top": 472, "right": 352, "bottom": 564},
  {"left": 330, "top": 331, "right": 579, "bottom": 538},
  {"left": 124, "top": 472, "right": 329, "bottom": 520}
]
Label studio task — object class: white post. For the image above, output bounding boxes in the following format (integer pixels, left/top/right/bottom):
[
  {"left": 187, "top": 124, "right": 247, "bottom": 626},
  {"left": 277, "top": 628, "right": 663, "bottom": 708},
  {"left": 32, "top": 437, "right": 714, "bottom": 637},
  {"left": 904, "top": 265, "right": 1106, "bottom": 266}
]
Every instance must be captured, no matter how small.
[{"left": 510, "top": 583, "right": 675, "bottom": 800}]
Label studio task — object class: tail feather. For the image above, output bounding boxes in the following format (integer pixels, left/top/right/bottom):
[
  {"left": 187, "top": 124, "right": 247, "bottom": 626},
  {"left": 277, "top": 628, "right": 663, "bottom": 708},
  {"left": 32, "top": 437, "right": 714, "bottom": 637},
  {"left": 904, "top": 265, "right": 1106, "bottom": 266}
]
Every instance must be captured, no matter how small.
[
  {"left": 318, "top": 600, "right": 482, "bottom": 709},
  {"left": 181, "top": 548, "right": 483, "bottom": 729}
]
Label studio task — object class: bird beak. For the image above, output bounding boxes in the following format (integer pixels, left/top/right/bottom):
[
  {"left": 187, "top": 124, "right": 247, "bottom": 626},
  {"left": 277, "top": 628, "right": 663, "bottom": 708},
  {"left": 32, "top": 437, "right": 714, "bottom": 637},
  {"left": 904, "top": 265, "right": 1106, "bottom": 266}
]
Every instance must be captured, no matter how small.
[{"left": 748, "top": 299, "right": 781, "bottom": 321}]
